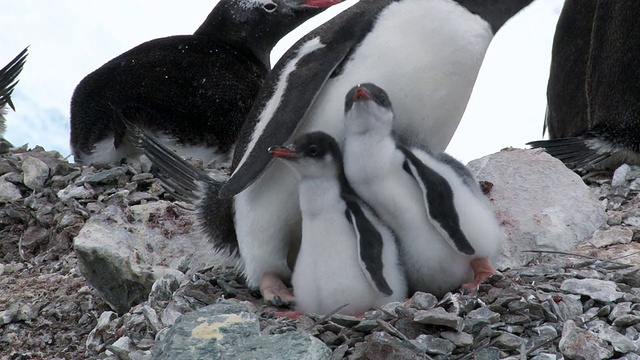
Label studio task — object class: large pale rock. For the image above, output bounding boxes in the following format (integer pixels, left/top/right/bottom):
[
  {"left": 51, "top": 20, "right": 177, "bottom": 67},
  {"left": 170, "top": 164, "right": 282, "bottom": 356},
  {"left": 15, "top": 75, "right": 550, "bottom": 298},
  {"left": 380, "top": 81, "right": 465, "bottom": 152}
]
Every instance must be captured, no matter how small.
[
  {"left": 74, "top": 201, "right": 225, "bottom": 313},
  {"left": 0, "top": 176, "right": 21, "bottom": 202},
  {"left": 21, "top": 156, "right": 50, "bottom": 190},
  {"left": 467, "top": 148, "right": 606, "bottom": 270},
  {"left": 153, "top": 300, "right": 331, "bottom": 360}
]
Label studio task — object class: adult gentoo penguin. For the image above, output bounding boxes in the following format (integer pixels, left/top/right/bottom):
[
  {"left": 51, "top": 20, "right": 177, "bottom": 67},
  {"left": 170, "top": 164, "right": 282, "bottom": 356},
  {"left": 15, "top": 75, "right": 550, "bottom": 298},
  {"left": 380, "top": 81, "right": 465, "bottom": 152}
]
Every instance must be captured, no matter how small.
[
  {"left": 216, "top": 0, "right": 532, "bottom": 303},
  {"left": 342, "top": 83, "right": 503, "bottom": 296},
  {"left": 70, "top": 0, "right": 342, "bottom": 165},
  {"left": 269, "top": 131, "right": 407, "bottom": 315},
  {"left": 528, "top": 0, "right": 640, "bottom": 170},
  {"left": 0, "top": 47, "right": 28, "bottom": 149}
]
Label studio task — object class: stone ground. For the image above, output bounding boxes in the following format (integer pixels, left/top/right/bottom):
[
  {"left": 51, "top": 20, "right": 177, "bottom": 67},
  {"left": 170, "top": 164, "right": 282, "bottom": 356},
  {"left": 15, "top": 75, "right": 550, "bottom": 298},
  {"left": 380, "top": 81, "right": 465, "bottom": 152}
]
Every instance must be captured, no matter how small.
[{"left": 1, "top": 146, "right": 640, "bottom": 359}]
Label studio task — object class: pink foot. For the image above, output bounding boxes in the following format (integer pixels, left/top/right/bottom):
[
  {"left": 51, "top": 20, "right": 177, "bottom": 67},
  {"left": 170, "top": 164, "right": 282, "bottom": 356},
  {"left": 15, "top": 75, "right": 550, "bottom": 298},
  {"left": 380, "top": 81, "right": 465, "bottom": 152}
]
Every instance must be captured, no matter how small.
[
  {"left": 259, "top": 272, "right": 296, "bottom": 307},
  {"left": 273, "top": 310, "right": 303, "bottom": 319},
  {"left": 460, "top": 257, "right": 496, "bottom": 294}
]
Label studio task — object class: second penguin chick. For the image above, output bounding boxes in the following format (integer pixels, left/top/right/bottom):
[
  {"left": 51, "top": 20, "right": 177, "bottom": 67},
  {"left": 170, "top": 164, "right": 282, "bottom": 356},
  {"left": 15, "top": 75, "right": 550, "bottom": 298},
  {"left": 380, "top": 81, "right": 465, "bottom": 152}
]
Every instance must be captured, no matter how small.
[
  {"left": 342, "top": 83, "right": 503, "bottom": 297},
  {"left": 269, "top": 131, "right": 407, "bottom": 315}
]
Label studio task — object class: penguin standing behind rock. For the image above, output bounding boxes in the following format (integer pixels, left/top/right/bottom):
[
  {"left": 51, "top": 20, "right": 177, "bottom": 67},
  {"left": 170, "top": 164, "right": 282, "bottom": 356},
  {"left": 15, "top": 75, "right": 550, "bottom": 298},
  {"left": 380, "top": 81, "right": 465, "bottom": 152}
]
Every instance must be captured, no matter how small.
[
  {"left": 0, "top": 47, "right": 28, "bottom": 150},
  {"left": 214, "top": 0, "right": 532, "bottom": 305},
  {"left": 342, "top": 83, "right": 503, "bottom": 297},
  {"left": 528, "top": 0, "right": 640, "bottom": 170},
  {"left": 70, "top": 0, "right": 342, "bottom": 165},
  {"left": 268, "top": 131, "right": 407, "bottom": 315}
]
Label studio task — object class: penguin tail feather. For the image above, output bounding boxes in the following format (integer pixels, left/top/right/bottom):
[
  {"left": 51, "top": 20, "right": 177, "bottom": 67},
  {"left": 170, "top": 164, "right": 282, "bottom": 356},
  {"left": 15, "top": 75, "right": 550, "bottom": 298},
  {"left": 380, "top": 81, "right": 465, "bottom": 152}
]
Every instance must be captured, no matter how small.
[
  {"left": 117, "top": 111, "right": 240, "bottom": 257},
  {"left": 527, "top": 137, "right": 611, "bottom": 169},
  {"left": 0, "top": 46, "right": 29, "bottom": 111}
]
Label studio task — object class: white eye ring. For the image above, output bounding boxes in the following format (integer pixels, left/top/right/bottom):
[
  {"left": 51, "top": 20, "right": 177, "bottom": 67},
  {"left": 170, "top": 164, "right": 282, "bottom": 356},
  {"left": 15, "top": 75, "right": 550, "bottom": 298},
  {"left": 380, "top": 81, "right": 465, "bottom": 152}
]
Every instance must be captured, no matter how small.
[{"left": 263, "top": 2, "right": 277, "bottom": 12}]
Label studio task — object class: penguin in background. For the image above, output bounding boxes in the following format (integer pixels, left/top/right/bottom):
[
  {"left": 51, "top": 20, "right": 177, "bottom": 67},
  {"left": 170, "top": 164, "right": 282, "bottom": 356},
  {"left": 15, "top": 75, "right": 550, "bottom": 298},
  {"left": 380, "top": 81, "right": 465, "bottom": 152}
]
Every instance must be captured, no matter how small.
[
  {"left": 70, "top": 0, "right": 342, "bottom": 165},
  {"left": 214, "top": 0, "right": 532, "bottom": 304},
  {"left": 528, "top": 0, "right": 640, "bottom": 170},
  {"left": 0, "top": 47, "right": 28, "bottom": 151},
  {"left": 268, "top": 131, "right": 407, "bottom": 315},
  {"left": 342, "top": 83, "right": 503, "bottom": 297}
]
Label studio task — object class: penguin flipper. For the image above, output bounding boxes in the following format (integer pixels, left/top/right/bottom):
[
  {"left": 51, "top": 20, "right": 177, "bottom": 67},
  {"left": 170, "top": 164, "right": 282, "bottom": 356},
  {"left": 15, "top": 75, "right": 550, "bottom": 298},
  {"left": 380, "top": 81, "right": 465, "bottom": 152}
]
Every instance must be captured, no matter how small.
[
  {"left": 398, "top": 144, "right": 476, "bottom": 256},
  {"left": 118, "top": 112, "right": 239, "bottom": 256},
  {"left": 221, "top": 3, "right": 382, "bottom": 198},
  {"left": 344, "top": 196, "right": 393, "bottom": 296},
  {"left": 0, "top": 47, "right": 29, "bottom": 111},
  {"left": 220, "top": 38, "right": 353, "bottom": 197},
  {"left": 527, "top": 137, "right": 612, "bottom": 169}
]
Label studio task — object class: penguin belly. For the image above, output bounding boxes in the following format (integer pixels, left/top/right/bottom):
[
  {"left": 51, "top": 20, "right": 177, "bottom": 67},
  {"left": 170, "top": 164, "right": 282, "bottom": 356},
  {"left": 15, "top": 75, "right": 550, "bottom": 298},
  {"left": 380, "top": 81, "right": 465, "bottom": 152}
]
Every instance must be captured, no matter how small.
[{"left": 292, "top": 205, "right": 405, "bottom": 315}]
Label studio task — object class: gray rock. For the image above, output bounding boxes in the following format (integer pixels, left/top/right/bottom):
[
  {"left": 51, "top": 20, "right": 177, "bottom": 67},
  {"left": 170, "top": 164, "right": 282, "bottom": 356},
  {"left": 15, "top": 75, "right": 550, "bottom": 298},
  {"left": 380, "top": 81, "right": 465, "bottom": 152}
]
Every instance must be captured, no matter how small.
[
  {"left": 408, "top": 292, "right": 438, "bottom": 310},
  {"left": 612, "top": 164, "right": 631, "bottom": 187},
  {"left": 609, "top": 302, "right": 632, "bottom": 321},
  {"left": 413, "top": 307, "right": 462, "bottom": 331},
  {"left": 0, "top": 177, "right": 21, "bottom": 202},
  {"left": 588, "top": 227, "right": 634, "bottom": 248},
  {"left": 531, "top": 354, "right": 557, "bottom": 360},
  {"left": 21, "top": 156, "right": 49, "bottom": 190},
  {"left": 613, "top": 314, "right": 640, "bottom": 328},
  {"left": 352, "top": 320, "right": 379, "bottom": 333},
  {"left": 559, "top": 320, "right": 614, "bottom": 360},
  {"left": 57, "top": 183, "right": 94, "bottom": 201},
  {"left": 357, "top": 331, "right": 418, "bottom": 360},
  {"left": 75, "top": 167, "right": 127, "bottom": 185},
  {"left": 463, "top": 307, "right": 501, "bottom": 333},
  {"left": 467, "top": 149, "right": 607, "bottom": 270},
  {"left": 153, "top": 300, "right": 331, "bottom": 360},
  {"left": 106, "top": 336, "right": 133, "bottom": 358},
  {"left": 74, "top": 202, "right": 222, "bottom": 313},
  {"left": 474, "top": 347, "right": 501, "bottom": 360},
  {"left": 440, "top": 331, "right": 473, "bottom": 347},
  {"left": 330, "top": 314, "right": 361, "bottom": 327},
  {"left": 560, "top": 278, "right": 625, "bottom": 303},
  {"left": 413, "top": 334, "right": 455, "bottom": 355},
  {"left": 493, "top": 332, "right": 523, "bottom": 350},
  {"left": 597, "top": 326, "right": 638, "bottom": 353}
]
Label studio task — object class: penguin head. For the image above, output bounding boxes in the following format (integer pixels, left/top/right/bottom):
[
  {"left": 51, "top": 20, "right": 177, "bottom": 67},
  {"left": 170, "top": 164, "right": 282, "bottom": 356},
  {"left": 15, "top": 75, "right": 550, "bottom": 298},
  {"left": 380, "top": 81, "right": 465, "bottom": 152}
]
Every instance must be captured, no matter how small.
[
  {"left": 344, "top": 83, "right": 394, "bottom": 136},
  {"left": 197, "top": 0, "right": 342, "bottom": 68},
  {"left": 268, "top": 131, "right": 343, "bottom": 179}
]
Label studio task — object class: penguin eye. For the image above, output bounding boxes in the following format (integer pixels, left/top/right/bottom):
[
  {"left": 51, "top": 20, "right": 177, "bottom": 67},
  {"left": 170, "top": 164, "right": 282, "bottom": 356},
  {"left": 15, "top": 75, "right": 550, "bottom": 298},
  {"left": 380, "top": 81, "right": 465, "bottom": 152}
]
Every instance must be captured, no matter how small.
[
  {"left": 308, "top": 145, "right": 319, "bottom": 156},
  {"left": 263, "top": 2, "right": 277, "bottom": 12}
]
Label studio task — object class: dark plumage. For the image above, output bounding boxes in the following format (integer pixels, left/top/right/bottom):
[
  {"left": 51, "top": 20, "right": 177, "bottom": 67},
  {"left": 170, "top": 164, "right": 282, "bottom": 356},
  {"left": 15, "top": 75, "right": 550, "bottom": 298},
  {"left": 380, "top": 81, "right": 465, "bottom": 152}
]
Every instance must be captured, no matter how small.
[
  {"left": 0, "top": 47, "right": 28, "bottom": 148},
  {"left": 529, "top": 0, "right": 640, "bottom": 169},
  {"left": 70, "top": 0, "right": 341, "bottom": 165}
]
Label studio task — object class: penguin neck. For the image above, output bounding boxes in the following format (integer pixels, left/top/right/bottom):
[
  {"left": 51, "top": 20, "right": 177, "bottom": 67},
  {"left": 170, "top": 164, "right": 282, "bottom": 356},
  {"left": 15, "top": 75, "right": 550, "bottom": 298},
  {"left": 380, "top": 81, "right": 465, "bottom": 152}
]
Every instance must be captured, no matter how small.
[
  {"left": 454, "top": 0, "right": 534, "bottom": 33},
  {"left": 344, "top": 131, "right": 398, "bottom": 176},
  {"left": 194, "top": 11, "right": 272, "bottom": 69},
  {"left": 298, "top": 175, "right": 345, "bottom": 217}
]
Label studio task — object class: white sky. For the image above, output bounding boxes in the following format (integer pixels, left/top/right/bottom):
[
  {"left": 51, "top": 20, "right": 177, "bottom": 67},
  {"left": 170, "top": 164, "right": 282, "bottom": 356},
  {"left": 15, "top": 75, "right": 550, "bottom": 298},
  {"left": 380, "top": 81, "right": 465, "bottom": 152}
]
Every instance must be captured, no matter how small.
[{"left": 0, "top": 0, "right": 563, "bottom": 163}]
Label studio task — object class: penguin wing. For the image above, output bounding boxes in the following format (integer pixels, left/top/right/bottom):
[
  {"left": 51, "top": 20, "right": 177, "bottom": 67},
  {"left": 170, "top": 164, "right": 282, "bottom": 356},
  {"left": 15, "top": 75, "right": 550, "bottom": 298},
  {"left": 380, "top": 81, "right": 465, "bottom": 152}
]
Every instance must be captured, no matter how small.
[
  {"left": 0, "top": 47, "right": 28, "bottom": 111},
  {"left": 398, "top": 144, "right": 476, "bottom": 256},
  {"left": 344, "top": 196, "right": 393, "bottom": 296},
  {"left": 118, "top": 112, "right": 239, "bottom": 256},
  {"left": 220, "top": 0, "right": 388, "bottom": 198}
]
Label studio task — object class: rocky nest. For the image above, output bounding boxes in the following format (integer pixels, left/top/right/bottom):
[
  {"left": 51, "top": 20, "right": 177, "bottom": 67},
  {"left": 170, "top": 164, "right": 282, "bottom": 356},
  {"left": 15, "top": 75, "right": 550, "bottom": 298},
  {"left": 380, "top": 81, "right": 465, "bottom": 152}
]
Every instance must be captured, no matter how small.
[{"left": 2, "top": 146, "right": 640, "bottom": 359}]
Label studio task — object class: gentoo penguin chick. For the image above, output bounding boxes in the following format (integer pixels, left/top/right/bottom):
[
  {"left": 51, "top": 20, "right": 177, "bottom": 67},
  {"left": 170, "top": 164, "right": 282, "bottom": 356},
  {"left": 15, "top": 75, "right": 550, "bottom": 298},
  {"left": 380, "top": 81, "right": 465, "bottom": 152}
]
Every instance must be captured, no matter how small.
[
  {"left": 214, "top": 0, "right": 532, "bottom": 304},
  {"left": 269, "top": 131, "right": 407, "bottom": 315},
  {"left": 70, "top": 0, "right": 341, "bottom": 165},
  {"left": 342, "top": 83, "right": 503, "bottom": 297},
  {"left": 528, "top": 0, "right": 640, "bottom": 170},
  {"left": 0, "top": 47, "right": 28, "bottom": 150}
]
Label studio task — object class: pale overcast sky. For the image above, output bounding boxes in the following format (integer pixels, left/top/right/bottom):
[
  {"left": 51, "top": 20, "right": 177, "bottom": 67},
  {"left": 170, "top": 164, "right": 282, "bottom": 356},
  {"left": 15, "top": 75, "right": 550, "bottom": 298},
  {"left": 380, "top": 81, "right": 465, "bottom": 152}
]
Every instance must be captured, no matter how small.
[{"left": 0, "top": 0, "right": 563, "bottom": 163}]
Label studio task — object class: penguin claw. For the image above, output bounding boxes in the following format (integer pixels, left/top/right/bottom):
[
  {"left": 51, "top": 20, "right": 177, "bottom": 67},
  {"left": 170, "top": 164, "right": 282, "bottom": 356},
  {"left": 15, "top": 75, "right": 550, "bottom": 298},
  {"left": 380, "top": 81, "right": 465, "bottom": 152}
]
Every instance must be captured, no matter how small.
[{"left": 259, "top": 272, "right": 296, "bottom": 307}]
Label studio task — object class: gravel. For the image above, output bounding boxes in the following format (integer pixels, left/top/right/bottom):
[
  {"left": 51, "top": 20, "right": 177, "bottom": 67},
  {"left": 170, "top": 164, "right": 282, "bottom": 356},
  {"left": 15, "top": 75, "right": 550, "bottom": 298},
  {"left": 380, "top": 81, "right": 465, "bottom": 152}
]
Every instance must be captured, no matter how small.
[{"left": 2, "top": 146, "right": 640, "bottom": 359}]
